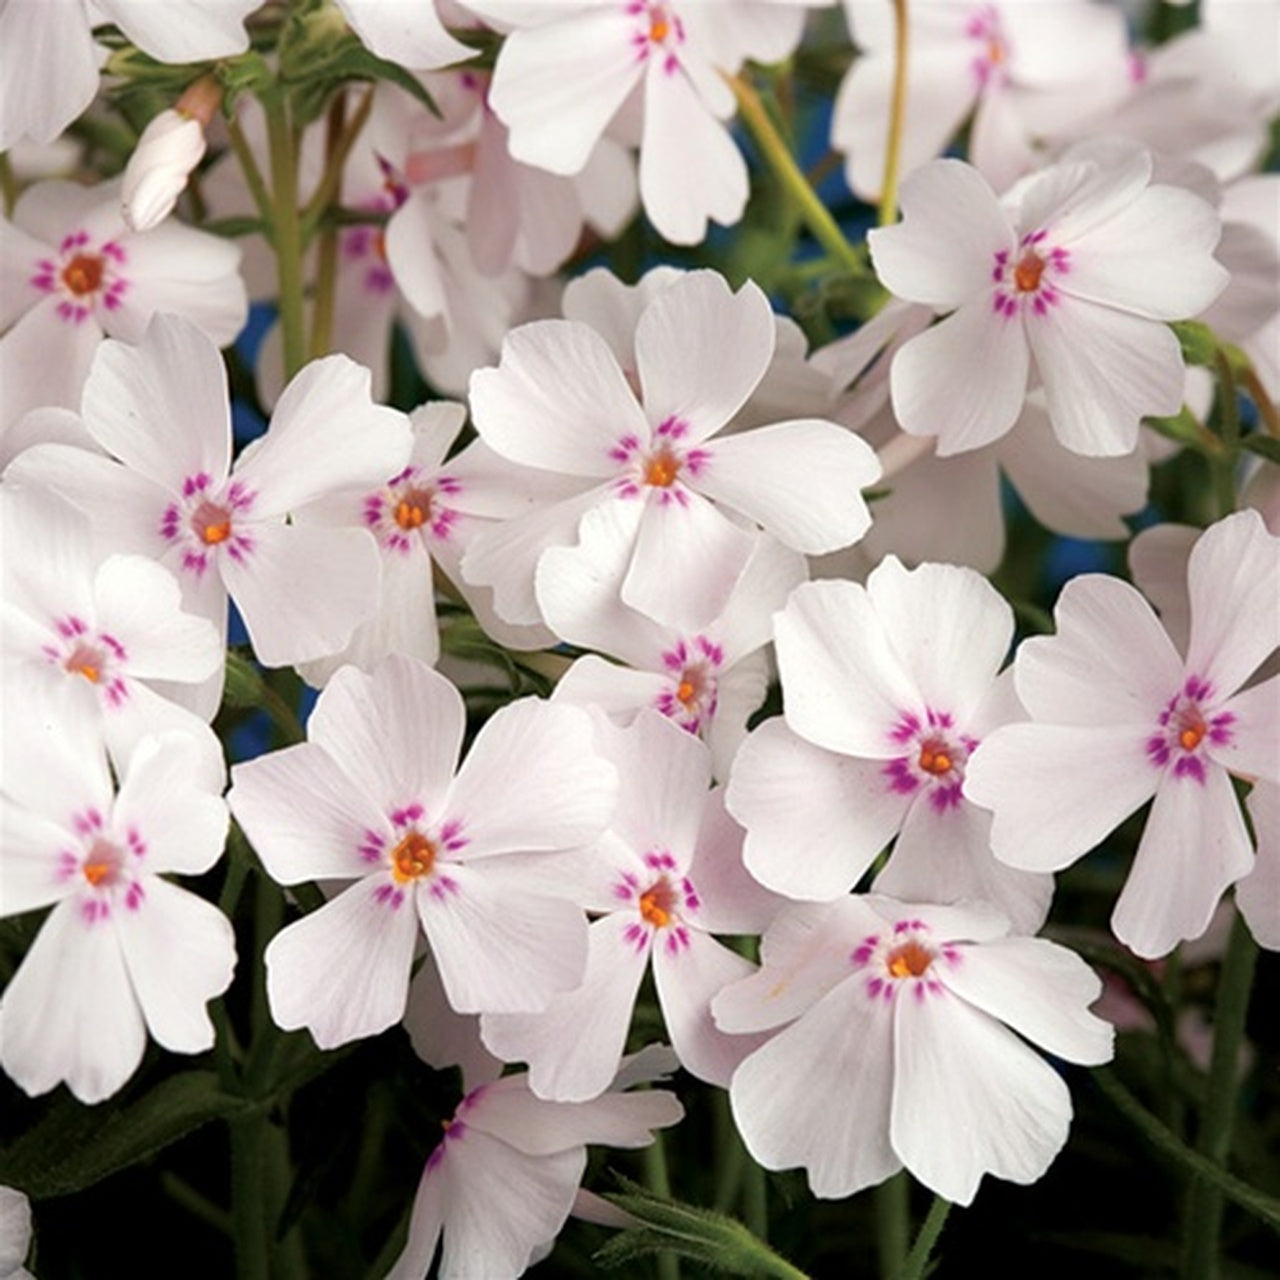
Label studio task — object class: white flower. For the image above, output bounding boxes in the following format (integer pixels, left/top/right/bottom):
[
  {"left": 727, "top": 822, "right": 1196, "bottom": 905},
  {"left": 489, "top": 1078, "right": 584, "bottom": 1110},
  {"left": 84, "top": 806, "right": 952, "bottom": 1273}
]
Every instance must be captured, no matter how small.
[
  {"left": 464, "top": 269, "right": 880, "bottom": 632},
  {"left": 335, "top": 0, "right": 476, "bottom": 71},
  {"left": 228, "top": 656, "right": 619, "bottom": 1047},
  {"left": 0, "top": 175, "right": 246, "bottom": 443},
  {"left": 833, "top": 0, "right": 1131, "bottom": 197},
  {"left": 386, "top": 1048, "right": 683, "bottom": 1280},
  {"left": 0, "top": 717, "right": 234, "bottom": 1104},
  {"left": 868, "top": 149, "right": 1228, "bottom": 456},
  {"left": 715, "top": 896, "right": 1113, "bottom": 1205},
  {"left": 468, "top": 0, "right": 817, "bottom": 243},
  {"left": 5, "top": 314, "right": 411, "bottom": 710},
  {"left": 0, "top": 0, "right": 257, "bottom": 149},
  {"left": 0, "top": 1186, "right": 33, "bottom": 1280},
  {"left": 481, "top": 712, "right": 781, "bottom": 1100},
  {"left": 729, "top": 559, "right": 1053, "bottom": 932},
  {"left": 541, "top": 504, "right": 806, "bottom": 779},
  {"left": 965, "top": 510, "right": 1280, "bottom": 958},
  {"left": 1, "top": 485, "right": 224, "bottom": 785}
]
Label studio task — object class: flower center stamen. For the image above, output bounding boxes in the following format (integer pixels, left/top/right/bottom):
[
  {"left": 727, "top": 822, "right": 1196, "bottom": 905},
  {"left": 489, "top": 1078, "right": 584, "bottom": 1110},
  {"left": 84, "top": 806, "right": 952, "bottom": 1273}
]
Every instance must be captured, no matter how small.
[
  {"left": 1014, "top": 249, "right": 1045, "bottom": 292},
  {"left": 639, "top": 879, "right": 676, "bottom": 929},
  {"left": 62, "top": 253, "right": 105, "bottom": 296},
  {"left": 917, "top": 739, "right": 953, "bottom": 775},
  {"left": 82, "top": 838, "right": 122, "bottom": 888},
  {"left": 63, "top": 641, "right": 105, "bottom": 683},
  {"left": 887, "top": 939, "right": 934, "bottom": 979},
  {"left": 391, "top": 831, "right": 437, "bottom": 883},
  {"left": 395, "top": 489, "right": 433, "bottom": 530},
  {"left": 190, "top": 497, "right": 233, "bottom": 546},
  {"left": 644, "top": 447, "right": 681, "bottom": 488}
]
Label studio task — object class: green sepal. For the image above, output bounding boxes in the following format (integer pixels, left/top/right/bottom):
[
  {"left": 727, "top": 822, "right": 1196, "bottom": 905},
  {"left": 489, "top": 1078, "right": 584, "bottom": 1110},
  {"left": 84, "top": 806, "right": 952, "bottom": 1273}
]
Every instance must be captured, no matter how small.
[
  {"left": 596, "top": 1175, "right": 809, "bottom": 1279},
  {"left": 1172, "top": 320, "right": 1218, "bottom": 368}
]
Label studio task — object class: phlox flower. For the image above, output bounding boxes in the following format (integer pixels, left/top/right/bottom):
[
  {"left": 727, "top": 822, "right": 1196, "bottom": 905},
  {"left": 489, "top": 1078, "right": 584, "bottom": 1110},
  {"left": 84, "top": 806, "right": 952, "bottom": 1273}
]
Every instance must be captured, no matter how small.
[
  {"left": 965, "top": 510, "right": 1280, "bottom": 958},
  {"left": 386, "top": 1048, "right": 684, "bottom": 1280},
  {"left": 541, "top": 506, "right": 805, "bottom": 779},
  {"left": 833, "top": 0, "right": 1130, "bottom": 198},
  {"left": 481, "top": 711, "right": 781, "bottom": 1100},
  {"left": 811, "top": 302, "right": 1149, "bottom": 574},
  {"left": 0, "top": 0, "right": 257, "bottom": 149},
  {"left": 468, "top": 0, "right": 819, "bottom": 243},
  {"left": 728, "top": 558, "right": 1052, "bottom": 932},
  {"left": 0, "top": 175, "right": 247, "bottom": 445},
  {"left": 0, "top": 1186, "right": 33, "bottom": 1280},
  {"left": 464, "top": 269, "right": 880, "bottom": 632},
  {"left": 714, "top": 896, "right": 1113, "bottom": 1205},
  {"left": 0, "top": 717, "right": 234, "bottom": 1104},
  {"left": 5, "top": 313, "right": 411, "bottom": 712},
  {"left": 227, "top": 655, "right": 619, "bottom": 1047},
  {"left": 1, "top": 486, "right": 224, "bottom": 786},
  {"left": 868, "top": 148, "right": 1228, "bottom": 456}
]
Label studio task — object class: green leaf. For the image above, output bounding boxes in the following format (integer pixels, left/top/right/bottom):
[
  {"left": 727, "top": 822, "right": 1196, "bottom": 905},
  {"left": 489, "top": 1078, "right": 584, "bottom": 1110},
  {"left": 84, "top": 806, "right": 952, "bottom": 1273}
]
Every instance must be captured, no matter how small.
[
  {"left": 1144, "top": 405, "right": 1204, "bottom": 449},
  {"left": 1242, "top": 433, "right": 1280, "bottom": 466},
  {"left": 0, "top": 1071, "right": 248, "bottom": 1198},
  {"left": 597, "top": 1176, "right": 809, "bottom": 1279}
]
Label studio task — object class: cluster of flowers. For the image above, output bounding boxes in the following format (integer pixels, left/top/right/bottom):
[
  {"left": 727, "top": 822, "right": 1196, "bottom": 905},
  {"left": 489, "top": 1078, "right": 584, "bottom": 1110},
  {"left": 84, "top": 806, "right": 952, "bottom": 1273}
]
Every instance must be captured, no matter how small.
[{"left": 1, "top": 0, "right": 1277, "bottom": 1275}]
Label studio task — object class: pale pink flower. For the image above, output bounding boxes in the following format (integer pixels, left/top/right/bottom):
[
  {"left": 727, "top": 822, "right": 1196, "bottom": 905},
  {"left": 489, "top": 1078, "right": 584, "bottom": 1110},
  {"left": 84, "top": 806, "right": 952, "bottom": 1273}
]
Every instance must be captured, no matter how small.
[
  {"left": 965, "top": 510, "right": 1280, "bottom": 958},
  {"left": 5, "top": 314, "right": 411, "bottom": 710},
  {"left": 121, "top": 110, "right": 207, "bottom": 233},
  {"left": 1, "top": 486, "right": 224, "bottom": 785},
  {"left": 728, "top": 559, "right": 1052, "bottom": 931},
  {"left": 834, "top": 0, "right": 1131, "bottom": 198},
  {"left": 715, "top": 895, "right": 1113, "bottom": 1204},
  {"left": 481, "top": 712, "right": 781, "bottom": 1099},
  {"left": 464, "top": 269, "right": 880, "bottom": 632},
  {"left": 228, "top": 656, "right": 619, "bottom": 1047},
  {"left": 0, "top": 717, "right": 234, "bottom": 1104},
  {"left": 541, "top": 506, "right": 806, "bottom": 779},
  {"left": 386, "top": 1048, "right": 683, "bottom": 1280},
  {"left": 0, "top": 176, "right": 246, "bottom": 441},
  {"left": 868, "top": 149, "right": 1228, "bottom": 456}
]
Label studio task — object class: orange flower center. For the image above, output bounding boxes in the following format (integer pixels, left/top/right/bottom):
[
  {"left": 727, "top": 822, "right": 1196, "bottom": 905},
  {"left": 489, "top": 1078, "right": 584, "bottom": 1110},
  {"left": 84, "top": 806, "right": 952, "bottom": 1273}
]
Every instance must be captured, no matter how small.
[
  {"left": 917, "top": 738, "right": 953, "bottom": 776},
  {"left": 395, "top": 489, "right": 433, "bottom": 530},
  {"left": 191, "top": 497, "right": 233, "bottom": 545},
  {"left": 1014, "top": 250, "right": 1046, "bottom": 293},
  {"left": 887, "top": 939, "right": 934, "bottom": 979},
  {"left": 82, "top": 839, "right": 122, "bottom": 888},
  {"left": 392, "top": 831, "right": 437, "bottom": 883},
  {"left": 644, "top": 447, "right": 681, "bottom": 488},
  {"left": 639, "top": 879, "right": 677, "bottom": 929},
  {"left": 62, "top": 253, "right": 105, "bottom": 296},
  {"left": 63, "top": 641, "right": 104, "bottom": 684},
  {"left": 1180, "top": 721, "right": 1206, "bottom": 752}
]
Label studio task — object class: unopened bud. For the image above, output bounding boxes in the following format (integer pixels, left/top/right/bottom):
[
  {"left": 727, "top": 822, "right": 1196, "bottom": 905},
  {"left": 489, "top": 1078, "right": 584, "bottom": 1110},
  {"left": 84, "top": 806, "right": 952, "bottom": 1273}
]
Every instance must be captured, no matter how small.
[{"left": 121, "top": 78, "right": 221, "bottom": 232}]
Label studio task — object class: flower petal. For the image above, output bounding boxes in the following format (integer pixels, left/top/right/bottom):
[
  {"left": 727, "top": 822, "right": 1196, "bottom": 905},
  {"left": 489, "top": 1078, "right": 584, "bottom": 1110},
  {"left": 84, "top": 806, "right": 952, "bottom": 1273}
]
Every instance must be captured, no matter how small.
[
  {"left": 891, "top": 986, "right": 1071, "bottom": 1206},
  {"left": 264, "top": 874, "right": 420, "bottom": 1048},
  {"left": 115, "top": 875, "right": 235, "bottom": 1052}
]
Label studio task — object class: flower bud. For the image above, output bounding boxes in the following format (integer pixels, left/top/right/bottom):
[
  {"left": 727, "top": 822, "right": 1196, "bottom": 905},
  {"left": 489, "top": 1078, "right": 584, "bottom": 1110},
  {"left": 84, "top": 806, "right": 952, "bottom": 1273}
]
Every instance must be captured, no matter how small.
[{"left": 121, "top": 78, "right": 221, "bottom": 232}]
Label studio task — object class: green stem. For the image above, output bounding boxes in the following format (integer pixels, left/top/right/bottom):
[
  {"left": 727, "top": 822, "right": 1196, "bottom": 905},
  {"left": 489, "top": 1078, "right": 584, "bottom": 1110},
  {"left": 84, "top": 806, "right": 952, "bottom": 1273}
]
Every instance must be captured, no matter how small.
[
  {"left": 1212, "top": 347, "right": 1241, "bottom": 520},
  {"left": 725, "top": 72, "right": 865, "bottom": 277},
  {"left": 1240, "top": 365, "right": 1280, "bottom": 437},
  {"left": 876, "top": 1171, "right": 909, "bottom": 1277},
  {"left": 161, "top": 1171, "right": 233, "bottom": 1236},
  {"left": 899, "top": 1193, "right": 951, "bottom": 1280},
  {"left": 1182, "top": 912, "right": 1260, "bottom": 1278},
  {"left": 300, "top": 86, "right": 374, "bottom": 239},
  {"left": 879, "top": 0, "right": 910, "bottom": 226},
  {"left": 1092, "top": 1067, "right": 1280, "bottom": 1233},
  {"left": 260, "top": 679, "right": 306, "bottom": 746},
  {"left": 0, "top": 152, "right": 16, "bottom": 216},
  {"left": 712, "top": 1090, "right": 747, "bottom": 1214},
  {"left": 226, "top": 115, "right": 275, "bottom": 239},
  {"left": 230, "top": 1113, "right": 270, "bottom": 1280},
  {"left": 742, "top": 1156, "right": 768, "bottom": 1243},
  {"left": 644, "top": 1134, "right": 681, "bottom": 1280},
  {"left": 264, "top": 97, "right": 308, "bottom": 380}
]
